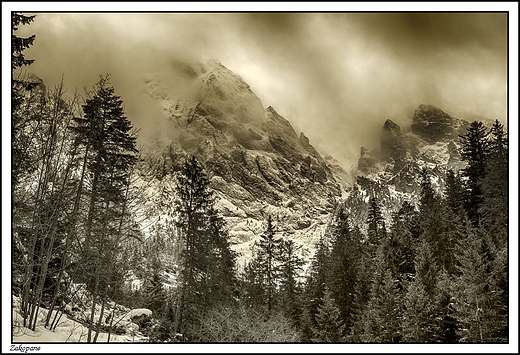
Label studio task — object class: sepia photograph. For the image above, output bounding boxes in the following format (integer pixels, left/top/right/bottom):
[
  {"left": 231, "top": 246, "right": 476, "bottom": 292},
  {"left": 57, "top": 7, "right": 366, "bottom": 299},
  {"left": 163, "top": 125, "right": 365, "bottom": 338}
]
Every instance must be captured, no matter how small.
[{"left": 4, "top": 2, "right": 517, "bottom": 353}]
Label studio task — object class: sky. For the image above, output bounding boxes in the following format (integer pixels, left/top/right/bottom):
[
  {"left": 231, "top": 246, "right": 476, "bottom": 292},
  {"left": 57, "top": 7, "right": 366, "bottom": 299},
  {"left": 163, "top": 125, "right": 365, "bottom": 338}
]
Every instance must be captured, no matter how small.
[
  {"left": 3, "top": 4, "right": 519, "bottom": 352},
  {"left": 5, "top": 3, "right": 515, "bottom": 170}
]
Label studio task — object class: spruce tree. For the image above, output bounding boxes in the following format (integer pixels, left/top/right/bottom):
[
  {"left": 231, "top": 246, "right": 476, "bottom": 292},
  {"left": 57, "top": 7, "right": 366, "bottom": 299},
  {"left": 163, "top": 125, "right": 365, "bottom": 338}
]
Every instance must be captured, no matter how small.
[
  {"left": 459, "top": 121, "right": 489, "bottom": 225},
  {"left": 419, "top": 169, "right": 458, "bottom": 273},
  {"left": 480, "top": 120, "right": 508, "bottom": 247},
  {"left": 70, "top": 75, "right": 138, "bottom": 342},
  {"left": 359, "top": 245, "right": 402, "bottom": 343},
  {"left": 206, "top": 206, "right": 237, "bottom": 305},
  {"left": 311, "top": 288, "right": 346, "bottom": 342},
  {"left": 172, "top": 155, "right": 235, "bottom": 336},
  {"left": 366, "top": 196, "right": 386, "bottom": 248},
  {"left": 451, "top": 222, "right": 505, "bottom": 343},
  {"left": 328, "top": 207, "right": 361, "bottom": 332},
  {"left": 402, "top": 240, "right": 440, "bottom": 342},
  {"left": 445, "top": 169, "right": 464, "bottom": 216},
  {"left": 12, "top": 12, "right": 38, "bottom": 188},
  {"left": 279, "top": 239, "right": 305, "bottom": 327},
  {"left": 419, "top": 168, "right": 436, "bottom": 212},
  {"left": 173, "top": 155, "right": 214, "bottom": 334},
  {"left": 143, "top": 256, "right": 168, "bottom": 315},
  {"left": 388, "top": 201, "right": 418, "bottom": 278},
  {"left": 302, "top": 236, "right": 330, "bottom": 340},
  {"left": 250, "top": 215, "right": 283, "bottom": 314}
]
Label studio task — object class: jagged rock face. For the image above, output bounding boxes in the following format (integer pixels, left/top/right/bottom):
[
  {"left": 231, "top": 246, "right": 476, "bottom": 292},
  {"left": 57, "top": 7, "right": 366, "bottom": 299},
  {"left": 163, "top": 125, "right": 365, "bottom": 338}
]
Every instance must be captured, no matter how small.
[
  {"left": 358, "top": 147, "right": 379, "bottom": 175},
  {"left": 140, "top": 59, "right": 349, "bottom": 257},
  {"left": 381, "top": 119, "right": 408, "bottom": 172},
  {"left": 348, "top": 104, "right": 476, "bottom": 231},
  {"left": 411, "top": 104, "right": 460, "bottom": 143}
]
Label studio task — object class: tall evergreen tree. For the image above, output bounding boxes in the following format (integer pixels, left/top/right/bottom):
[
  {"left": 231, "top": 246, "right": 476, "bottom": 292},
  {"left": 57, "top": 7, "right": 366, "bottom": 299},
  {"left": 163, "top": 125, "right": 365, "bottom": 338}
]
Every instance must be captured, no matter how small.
[
  {"left": 279, "top": 239, "right": 305, "bottom": 327},
  {"left": 70, "top": 75, "right": 138, "bottom": 342},
  {"left": 328, "top": 207, "right": 361, "bottom": 332},
  {"left": 419, "top": 168, "right": 436, "bottom": 213},
  {"left": 250, "top": 215, "right": 283, "bottom": 314},
  {"left": 359, "top": 245, "right": 402, "bottom": 343},
  {"left": 311, "top": 288, "right": 346, "bottom": 342},
  {"left": 366, "top": 196, "right": 386, "bottom": 247},
  {"left": 419, "top": 169, "right": 458, "bottom": 273},
  {"left": 302, "top": 236, "right": 330, "bottom": 340},
  {"left": 12, "top": 12, "right": 38, "bottom": 188},
  {"left": 445, "top": 169, "right": 465, "bottom": 216},
  {"left": 480, "top": 120, "right": 508, "bottom": 246},
  {"left": 142, "top": 255, "right": 168, "bottom": 315},
  {"left": 388, "top": 201, "right": 418, "bottom": 278},
  {"left": 172, "top": 155, "right": 235, "bottom": 337},
  {"left": 402, "top": 240, "right": 440, "bottom": 342},
  {"left": 459, "top": 121, "right": 489, "bottom": 225},
  {"left": 206, "top": 206, "right": 237, "bottom": 305},
  {"left": 451, "top": 222, "right": 505, "bottom": 343}
]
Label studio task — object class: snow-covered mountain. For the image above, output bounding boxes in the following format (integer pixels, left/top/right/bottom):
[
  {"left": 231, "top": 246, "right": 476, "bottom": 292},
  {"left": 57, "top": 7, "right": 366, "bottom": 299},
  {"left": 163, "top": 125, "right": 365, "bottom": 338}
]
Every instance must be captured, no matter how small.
[
  {"left": 137, "top": 59, "right": 350, "bottom": 259},
  {"left": 343, "top": 104, "right": 487, "bottom": 231},
  {"left": 134, "top": 59, "right": 495, "bottom": 261}
]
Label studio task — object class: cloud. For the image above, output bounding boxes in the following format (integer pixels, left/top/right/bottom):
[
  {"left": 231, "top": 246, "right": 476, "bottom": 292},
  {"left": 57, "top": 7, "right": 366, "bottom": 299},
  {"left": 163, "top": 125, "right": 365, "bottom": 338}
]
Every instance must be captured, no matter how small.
[{"left": 16, "top": 12, "right": 508, "bottom": 169}]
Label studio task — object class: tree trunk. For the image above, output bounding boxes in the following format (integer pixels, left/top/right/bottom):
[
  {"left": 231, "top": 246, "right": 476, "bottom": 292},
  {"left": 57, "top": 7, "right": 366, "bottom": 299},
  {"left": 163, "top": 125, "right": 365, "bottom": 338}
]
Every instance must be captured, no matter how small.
[{"left": 93, "top": 298, "right": 106, "bottom": 343}]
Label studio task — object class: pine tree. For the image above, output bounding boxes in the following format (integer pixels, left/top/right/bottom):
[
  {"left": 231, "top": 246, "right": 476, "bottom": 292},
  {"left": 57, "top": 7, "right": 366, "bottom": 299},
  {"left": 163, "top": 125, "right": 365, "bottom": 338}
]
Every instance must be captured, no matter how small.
[
  {"left": 250, "top": 215, "right": 283, "bottom": 314},
  {"left": 12, "top": 13, "right": 36, "bottom": 70},
  {"left": 302, "top": 236, "right": 330, "bottom": 340},
  {"left": 143, "top": 256, "right": 168, "bottom": 315},
  {"left": 278, "top": 239, "right": 305, "bottom": 327},
  {"left": 241, "top": 259, "right": 265, "bottom": 308},
  {"left": 367, "top": 196, "right": 386, "bottom": 248},
  {"left": 459, "top": 121, "right": 489, "bottom": 225},
  {"left": 172, "top": 155, "right": 236, "bottom": 336},
  {"left": 311, "top": 288, "right": 346, "bottom": 342},
  {"left": 451, "top": 222, "right": 505, "bottom": 343},
  {"left": 445, "top": 169, "right": 464, "bottom": 216},
  {"left": 388, "top": 201, "right": 418, "bottom": 278},
  {"left": 70, "top": 75, "right": 138, "bottom": 342},
  {"left": 359, "top": 246, "right": 402, "bottom": 343},
  {"left": 480, "top": 120, "right": 508, "bottom": 247},
  {"left": 402, "top": 240, "right": 440, "bottom": 342},
  {"left": 419, "top": 169, "right": 458, "bottom": 274},
  {"left": 328, "top": 207, "right": 361, "bottom": 332},
  {"left": 173, "top": 155, "right": 215, "bottom": 334},
  {"left": 12, "top": 12, "right": 38, "bottom": 188},
  {"left": 206, "top": 206, "right": 237, "bottom": 306},
  {"left": 402, "top": 275, "right": 435, "bottom": 342},
  {"left": 419, "top": 168, "right": 436, "bottom": 213}
]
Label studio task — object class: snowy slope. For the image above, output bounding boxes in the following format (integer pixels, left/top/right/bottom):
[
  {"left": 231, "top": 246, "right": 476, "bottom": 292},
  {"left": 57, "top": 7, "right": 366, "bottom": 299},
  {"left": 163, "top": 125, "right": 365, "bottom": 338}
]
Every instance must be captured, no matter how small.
[{"left": 12, "top": 297, "right": 150, "bottom": 343}]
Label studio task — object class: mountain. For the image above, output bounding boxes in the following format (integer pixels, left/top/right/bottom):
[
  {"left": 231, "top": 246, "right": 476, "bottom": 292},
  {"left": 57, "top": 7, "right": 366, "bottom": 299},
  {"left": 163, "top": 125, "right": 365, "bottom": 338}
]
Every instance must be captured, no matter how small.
[
  {"left": 134, "top": 60, "right": 494, "bottom": 261},
  {"left": 137, "top": 60, "right": 350, "bottom": 258},
  {"left": 343, "top": 104, "right": 483, "bottom": 230}
]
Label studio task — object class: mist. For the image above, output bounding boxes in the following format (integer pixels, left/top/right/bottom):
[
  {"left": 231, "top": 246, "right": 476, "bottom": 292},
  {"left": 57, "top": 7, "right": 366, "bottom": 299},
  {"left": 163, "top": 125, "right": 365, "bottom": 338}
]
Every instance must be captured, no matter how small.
[{"left": 13, "top": 12, "right": 508, "bottom": 169}]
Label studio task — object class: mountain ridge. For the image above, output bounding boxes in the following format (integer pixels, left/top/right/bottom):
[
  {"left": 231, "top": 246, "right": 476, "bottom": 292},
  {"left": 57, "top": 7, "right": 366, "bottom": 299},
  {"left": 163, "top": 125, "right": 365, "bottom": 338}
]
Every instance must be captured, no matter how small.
[{"left": 137, "top": 59, "right": 350, "bottom": 258}]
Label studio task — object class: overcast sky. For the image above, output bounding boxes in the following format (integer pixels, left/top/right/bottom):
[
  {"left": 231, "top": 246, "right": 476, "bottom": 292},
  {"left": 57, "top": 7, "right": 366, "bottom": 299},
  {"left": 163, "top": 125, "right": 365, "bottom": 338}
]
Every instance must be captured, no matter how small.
[{"left": 9, "top": 7, "right": 511, "bottom": 169}]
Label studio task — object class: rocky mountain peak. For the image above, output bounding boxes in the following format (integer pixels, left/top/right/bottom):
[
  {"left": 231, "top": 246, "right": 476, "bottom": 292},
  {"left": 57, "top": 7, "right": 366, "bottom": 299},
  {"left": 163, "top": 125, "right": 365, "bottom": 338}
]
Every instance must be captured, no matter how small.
[
  {"left": 411, "top": 104, "right": 457, "bottom": 143},
  {"left": 140, "top": 59, "right": 350, "bottom": 258},
  {"left": 348, "top": 103, "right": 473, "bottom": 231},
  {"left": 383, "top": 119, "right": 401, "bottom": 134},
  {"left": 381, "top": 119, "right": 406, "bottom": 167}
]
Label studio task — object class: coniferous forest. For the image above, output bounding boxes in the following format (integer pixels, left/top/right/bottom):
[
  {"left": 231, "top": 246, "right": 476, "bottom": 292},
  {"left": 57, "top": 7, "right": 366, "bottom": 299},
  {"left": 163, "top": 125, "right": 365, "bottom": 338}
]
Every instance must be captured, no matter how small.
[{"left": 10, "top": 13, "right": 510, "bottom": 345}]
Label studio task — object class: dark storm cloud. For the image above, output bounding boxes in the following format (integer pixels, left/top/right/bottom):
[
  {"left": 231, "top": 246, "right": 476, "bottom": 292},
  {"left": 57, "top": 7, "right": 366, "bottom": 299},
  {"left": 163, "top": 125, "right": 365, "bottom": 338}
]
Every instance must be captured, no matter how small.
[
  {"left": 13, "top": 12, "right": 508, "bottom": 169},
  {"left": 225, "top": 12, "right": 508, "bottom": 167}
]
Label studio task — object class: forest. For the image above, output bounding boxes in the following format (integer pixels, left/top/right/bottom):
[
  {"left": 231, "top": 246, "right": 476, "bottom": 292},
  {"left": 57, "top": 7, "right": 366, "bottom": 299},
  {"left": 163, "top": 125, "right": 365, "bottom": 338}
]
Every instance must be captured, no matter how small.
[{"left": 11, "top": 13, "right": 508, "bottom": 343}]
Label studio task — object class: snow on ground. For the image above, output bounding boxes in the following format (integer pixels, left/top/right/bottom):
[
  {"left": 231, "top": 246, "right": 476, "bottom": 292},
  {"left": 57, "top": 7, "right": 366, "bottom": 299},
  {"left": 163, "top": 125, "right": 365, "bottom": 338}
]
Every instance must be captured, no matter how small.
[{"left": 11, "top": 297, "right": 149, "bottom": 343}]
